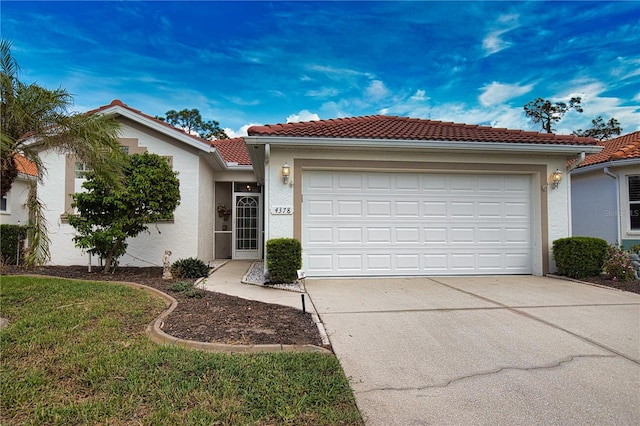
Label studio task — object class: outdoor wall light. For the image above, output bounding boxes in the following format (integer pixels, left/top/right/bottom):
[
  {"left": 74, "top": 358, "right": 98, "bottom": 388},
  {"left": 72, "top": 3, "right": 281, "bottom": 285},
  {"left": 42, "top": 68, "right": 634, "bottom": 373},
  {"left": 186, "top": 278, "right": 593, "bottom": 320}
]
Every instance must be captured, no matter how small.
[
  {"left": 551, "top": 169, "right": 563, "bottom": 189},
  {"left": 282, "top": 162, "right": 291, "bottom": 185}
]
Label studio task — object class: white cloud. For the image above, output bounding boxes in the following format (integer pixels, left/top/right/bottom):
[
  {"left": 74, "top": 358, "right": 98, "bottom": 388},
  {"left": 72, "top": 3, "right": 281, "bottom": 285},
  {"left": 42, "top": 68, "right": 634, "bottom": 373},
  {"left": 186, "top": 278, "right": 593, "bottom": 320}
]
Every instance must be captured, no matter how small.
[
  {"left": 482, "top": 30, "right": 511, "bottom": 55},
  {"left": 306, "top": 87, "right": 340, "bottom": 98},
  {"left": 223, "top": 123, "right": 262, "bottom": 138},
  {"left": 549, "top": 81, "right": 640, "bottom": 134},
  {"left": 410, "top": 89, "right": 428, "bottom": 101},
  {"left": 479, "top": 81, "right": 534, "bottom": 106},
  {"left": 287, "top": 110, "right": 320, "bottom": 123},
  {"left": 482, "top": 13, "right": 520, "bottom": 56},
  {"left": 365, "top": 80, "right": 390, "bottom": 101}
]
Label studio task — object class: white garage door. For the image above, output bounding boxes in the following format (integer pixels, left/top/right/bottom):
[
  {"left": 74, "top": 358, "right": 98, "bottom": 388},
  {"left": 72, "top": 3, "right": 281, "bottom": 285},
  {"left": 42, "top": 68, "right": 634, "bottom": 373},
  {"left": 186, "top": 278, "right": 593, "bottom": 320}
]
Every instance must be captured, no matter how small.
[{"left": 302, "top": 170, "right": 532, "bottom": 276}]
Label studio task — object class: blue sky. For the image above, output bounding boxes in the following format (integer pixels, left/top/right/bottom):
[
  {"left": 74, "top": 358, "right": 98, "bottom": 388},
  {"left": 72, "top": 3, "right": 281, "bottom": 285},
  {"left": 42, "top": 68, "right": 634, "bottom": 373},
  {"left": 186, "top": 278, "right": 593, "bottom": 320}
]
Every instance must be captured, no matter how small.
[{"left": 3, "top": 1, "right": 639, "bottom": 137}]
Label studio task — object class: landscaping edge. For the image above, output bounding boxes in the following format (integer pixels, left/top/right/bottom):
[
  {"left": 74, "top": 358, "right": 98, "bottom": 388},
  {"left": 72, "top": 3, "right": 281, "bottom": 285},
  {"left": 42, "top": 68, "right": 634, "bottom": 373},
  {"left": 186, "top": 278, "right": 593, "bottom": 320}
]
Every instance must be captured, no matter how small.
[{"left": 7, "top": 274, "right": 332, "bottom": 355}]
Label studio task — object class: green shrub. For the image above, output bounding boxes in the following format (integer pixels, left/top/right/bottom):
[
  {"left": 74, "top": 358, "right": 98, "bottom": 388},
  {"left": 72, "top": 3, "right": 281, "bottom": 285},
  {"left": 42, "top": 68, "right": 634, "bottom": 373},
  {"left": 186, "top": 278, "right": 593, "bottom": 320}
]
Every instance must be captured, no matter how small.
[
  {"left": 0, "top": 225, "right": 29, "bottom": 265},
  {"left": 171, "top": 257, "right": 209, "bottom": 279},
  {"left": 168, "top": 281, "right": 193, "bottom": 292},
  {"left": 266, "top": 238, "right": 302, "bottom": 284},
  {"left": 552, "top": 236, "right": 608, "bottom": 279},
  {"left": 603, "top": 245, "right": 636, "bottom": 283}
]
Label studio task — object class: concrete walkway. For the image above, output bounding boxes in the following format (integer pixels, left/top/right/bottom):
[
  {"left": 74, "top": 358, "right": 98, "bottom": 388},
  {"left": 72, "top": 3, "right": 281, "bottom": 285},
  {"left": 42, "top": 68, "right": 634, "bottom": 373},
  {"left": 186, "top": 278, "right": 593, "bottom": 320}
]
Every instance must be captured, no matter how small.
[
  {"left": 199, "top": 260, "right": 307, "bottom": 311},
  {"left": 306, "top": 276, "right": 640, "bottom": 425}
]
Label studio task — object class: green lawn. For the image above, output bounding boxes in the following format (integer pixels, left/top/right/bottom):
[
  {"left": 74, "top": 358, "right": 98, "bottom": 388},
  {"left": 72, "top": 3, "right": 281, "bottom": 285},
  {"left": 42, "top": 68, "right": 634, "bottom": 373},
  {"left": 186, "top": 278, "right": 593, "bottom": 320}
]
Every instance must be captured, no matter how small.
[{"left": 0, "top": 276, "right": 362, "bottom": 425}]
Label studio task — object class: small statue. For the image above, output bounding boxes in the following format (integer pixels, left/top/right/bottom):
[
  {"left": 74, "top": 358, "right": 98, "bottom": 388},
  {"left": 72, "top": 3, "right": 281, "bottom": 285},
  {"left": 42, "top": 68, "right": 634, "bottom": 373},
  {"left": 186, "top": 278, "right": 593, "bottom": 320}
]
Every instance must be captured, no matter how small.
[{"left": 162, "top": 250, "right": 173, "bottom": 280}]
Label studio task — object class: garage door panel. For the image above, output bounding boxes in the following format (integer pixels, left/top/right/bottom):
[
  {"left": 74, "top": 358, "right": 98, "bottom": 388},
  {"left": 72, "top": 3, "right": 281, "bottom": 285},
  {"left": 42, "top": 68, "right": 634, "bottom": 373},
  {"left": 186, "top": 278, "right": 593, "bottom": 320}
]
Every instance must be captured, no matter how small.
[
  {"left": 307, "top": 200, "right": 333, "bottom": 216},
  {"left": 451, "top": 202, "right": 475, "bottom": 217},
  {"left": 337, "top": 173, "right": 363, "bottom": 190},
  {"left": 366, "top": 254, "right": 392, "bottom": 270},
  {"left": 303, "top": 171, "right": 532, "bottom": 276},
  {"left": 337, "top": 227, "right": 362, "bottom": 243},
  {"left": 367, "top": 201, "right": 392, "bottom": 216},
  {"left": 337, "top": 200, "right": 362, "bottom": 216},
  {"left": 307, "top": 227, "right": 333, "bottom": 243},
  {"left": 367, "top": 227, "right": 392, "bottom": 243},
  {"left": 424, "top": 201, "right": 447, "bottom": 217},
  {"left": 396, "top": 201, "right": 420, "bottom": 217}
]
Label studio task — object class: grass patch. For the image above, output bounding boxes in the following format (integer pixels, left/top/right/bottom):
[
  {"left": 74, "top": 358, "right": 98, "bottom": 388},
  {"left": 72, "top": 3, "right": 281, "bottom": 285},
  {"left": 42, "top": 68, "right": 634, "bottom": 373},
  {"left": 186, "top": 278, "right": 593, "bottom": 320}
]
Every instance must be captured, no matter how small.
[{"left": 1, "top": 276, "right": 362, "bottom": 425}]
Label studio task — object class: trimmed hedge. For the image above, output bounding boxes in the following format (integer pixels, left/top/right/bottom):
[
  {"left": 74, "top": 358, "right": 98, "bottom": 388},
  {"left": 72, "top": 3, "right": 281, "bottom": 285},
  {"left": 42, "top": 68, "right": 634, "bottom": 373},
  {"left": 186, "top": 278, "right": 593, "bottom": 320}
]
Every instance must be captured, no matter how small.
[
  {"left": 266, "top": 238, "right": 302, "bottom": 284},
  {"left": 0, "top": 225, "right": 28, "bottom": 265},
  {"left": 552, "top": 236, "right": 608, "bottom": 279}
]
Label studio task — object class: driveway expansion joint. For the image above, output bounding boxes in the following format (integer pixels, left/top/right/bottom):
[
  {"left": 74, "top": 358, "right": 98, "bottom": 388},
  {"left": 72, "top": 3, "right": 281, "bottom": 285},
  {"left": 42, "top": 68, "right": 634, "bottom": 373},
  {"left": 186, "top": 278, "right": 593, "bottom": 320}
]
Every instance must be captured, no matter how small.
[{"left": 360, "top": 354, "right": 618, "bottom": 393}]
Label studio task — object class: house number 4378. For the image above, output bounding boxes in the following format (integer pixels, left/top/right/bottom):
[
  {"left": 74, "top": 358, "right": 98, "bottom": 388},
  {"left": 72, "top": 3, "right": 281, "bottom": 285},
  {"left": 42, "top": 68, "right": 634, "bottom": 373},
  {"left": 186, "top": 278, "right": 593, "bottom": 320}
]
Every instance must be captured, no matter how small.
[{"left": 271, "top": 206, "right": 293, "bottom": 215}]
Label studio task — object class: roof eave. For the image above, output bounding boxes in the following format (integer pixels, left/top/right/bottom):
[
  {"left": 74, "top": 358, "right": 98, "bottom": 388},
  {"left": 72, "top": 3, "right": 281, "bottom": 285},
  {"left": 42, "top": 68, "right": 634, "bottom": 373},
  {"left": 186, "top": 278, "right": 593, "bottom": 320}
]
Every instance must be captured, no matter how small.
[
  {"left": 571, "top": 158, "right": 640, "bottom": 175},
  {"left": 98, "top": 105, "right": 213, "bottom": 153},
  {"left": 243, "top": 136, "right": 602, "bottom": 155}
]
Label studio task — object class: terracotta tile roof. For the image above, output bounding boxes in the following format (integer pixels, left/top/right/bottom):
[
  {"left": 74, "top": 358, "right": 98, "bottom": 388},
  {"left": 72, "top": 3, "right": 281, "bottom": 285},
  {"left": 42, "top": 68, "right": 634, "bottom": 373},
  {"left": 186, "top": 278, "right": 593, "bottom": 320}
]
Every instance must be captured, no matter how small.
[
  {"left": 211, "top": 137, "right": 251, "bottom": 165},
  {"left": 248, "top": 115, "right": 598, "bottom": 145},
  {"left": 14, "top": 154, "right": 37, "bottom": 177},
  {"left": 579, "top": 131, "right": 640, "bottom": 167}
]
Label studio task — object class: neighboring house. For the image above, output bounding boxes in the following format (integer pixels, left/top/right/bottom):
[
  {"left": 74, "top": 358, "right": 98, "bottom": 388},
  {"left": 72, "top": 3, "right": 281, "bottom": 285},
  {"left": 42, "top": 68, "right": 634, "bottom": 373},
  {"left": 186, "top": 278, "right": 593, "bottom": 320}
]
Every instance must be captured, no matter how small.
[
  {"left": 38, "top": 100, "right": 255, "bottom": 268},
  {"left": 0, "top": 154, "right": 37, "bottom": 226},
  {"left": 245, "top": 116, "right": 601, "bottom": 277},
  {"left": 571, "top": 131, "right": 640, "bottom": 248},
  {"left": 39, "top": 101, "right": 603, "bottom": 277}
]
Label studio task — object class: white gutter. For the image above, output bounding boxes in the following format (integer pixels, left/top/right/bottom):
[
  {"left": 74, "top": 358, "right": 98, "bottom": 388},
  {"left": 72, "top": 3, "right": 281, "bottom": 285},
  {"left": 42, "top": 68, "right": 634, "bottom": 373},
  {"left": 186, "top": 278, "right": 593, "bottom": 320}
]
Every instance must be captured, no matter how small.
[
  {"left": 604, "top": 166, "right": 621, "bottom": 245},
  {"left": 571, "top": 158, "right": 639, "bottom": 175},
  {"left": 243, "top": 135, "right": 603, "bottom": 155},
  {"left": 568, "top": 152, "right": 586, "bottom": 172},
  {"left": 566, "top": 152, "right": 585, "bottom": 237},
  {"left": 263, "top": 144, "right": 270, "bottom": 274}
]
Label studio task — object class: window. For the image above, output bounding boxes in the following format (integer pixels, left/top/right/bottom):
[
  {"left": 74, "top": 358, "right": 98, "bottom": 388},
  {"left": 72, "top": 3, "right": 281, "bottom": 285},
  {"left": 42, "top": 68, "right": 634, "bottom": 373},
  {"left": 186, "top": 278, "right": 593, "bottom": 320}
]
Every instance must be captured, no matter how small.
[
  {"left": 75, "top": 162, "right": 91, "bottom": 178},
  {"left": 630, "top": 176, "right": 640, "bottom": 230},
  {"left": 1, "top": 193, "right": 7, "bottom": 212}
]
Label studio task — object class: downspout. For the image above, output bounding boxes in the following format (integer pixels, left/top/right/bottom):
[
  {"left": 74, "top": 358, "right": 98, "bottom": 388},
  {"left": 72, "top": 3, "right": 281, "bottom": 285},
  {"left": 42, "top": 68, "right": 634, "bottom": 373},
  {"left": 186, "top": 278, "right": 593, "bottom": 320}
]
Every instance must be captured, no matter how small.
[
  {"left": 263, "top": 144, "right": 270, "bottom": 277},
  {"left": 566, "top": 152, "right": 586, "bottom": 236},
  {"left": 604, "top": 166, "right": 621, "bottom": 245}
]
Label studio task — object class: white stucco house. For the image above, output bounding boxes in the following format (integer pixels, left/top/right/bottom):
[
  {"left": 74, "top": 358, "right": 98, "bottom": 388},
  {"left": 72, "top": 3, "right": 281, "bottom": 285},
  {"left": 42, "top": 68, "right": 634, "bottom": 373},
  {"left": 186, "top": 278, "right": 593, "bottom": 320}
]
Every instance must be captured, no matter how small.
[
  {"left": 38, "top": 100, "right": 256, "bottom": 267},
  {"left": 39, "top": 100, "right": 603, "bottom": 277},
  {"left": 1, "top": 154, "right": 37, "bottom": 226},
  {"left": 571, "top": 131, "right": 640, "bottom": 249}
]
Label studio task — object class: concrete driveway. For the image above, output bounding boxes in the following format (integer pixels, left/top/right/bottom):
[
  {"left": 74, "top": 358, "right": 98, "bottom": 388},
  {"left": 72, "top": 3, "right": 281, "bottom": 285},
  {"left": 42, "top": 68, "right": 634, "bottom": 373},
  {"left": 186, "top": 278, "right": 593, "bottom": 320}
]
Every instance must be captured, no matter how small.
[{"left": 305, "top": 276, "right": 640, "bottom": 425}]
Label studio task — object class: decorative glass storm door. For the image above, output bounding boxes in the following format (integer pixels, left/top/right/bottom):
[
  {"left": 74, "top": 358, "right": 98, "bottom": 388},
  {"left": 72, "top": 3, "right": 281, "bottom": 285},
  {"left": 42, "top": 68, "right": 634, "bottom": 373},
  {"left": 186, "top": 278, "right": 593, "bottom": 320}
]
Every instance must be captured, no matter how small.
[{"left": 233, "top": 194, "right": 261, "bottom": 259}]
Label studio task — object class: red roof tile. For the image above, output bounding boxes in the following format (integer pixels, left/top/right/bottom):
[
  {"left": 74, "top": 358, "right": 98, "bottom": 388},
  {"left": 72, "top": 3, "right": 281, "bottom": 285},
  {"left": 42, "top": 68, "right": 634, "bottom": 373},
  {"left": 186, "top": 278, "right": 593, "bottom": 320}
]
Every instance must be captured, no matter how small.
[
  {"left": 14, "top": 154, "right": 37, "bottom": 177},
  {"left": 248, "top": 115, "right": 598, "bottom": 145},
  {"left": 579, "top": 131, "right": 640, "bottom": 167},
  {"left": 211, "top": 137, "right": 251, "bottom": 165}
]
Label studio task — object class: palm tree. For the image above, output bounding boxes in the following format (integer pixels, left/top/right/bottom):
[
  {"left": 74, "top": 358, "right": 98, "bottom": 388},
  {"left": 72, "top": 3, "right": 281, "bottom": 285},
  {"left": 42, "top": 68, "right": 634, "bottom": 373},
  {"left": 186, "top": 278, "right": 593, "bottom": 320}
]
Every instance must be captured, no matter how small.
[{"left": 1, "top": 40, "right": 127, "bottom": 265}]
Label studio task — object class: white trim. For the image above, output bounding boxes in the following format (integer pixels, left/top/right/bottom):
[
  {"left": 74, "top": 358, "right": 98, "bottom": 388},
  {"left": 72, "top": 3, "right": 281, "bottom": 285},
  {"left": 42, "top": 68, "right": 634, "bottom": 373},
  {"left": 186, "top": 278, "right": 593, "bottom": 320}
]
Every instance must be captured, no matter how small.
[
  {"left": 244, "top": 135, "right": 603, "bottom": 155},
  {"left": 571, "top": 158, "right": 640, "bottom": 175}
]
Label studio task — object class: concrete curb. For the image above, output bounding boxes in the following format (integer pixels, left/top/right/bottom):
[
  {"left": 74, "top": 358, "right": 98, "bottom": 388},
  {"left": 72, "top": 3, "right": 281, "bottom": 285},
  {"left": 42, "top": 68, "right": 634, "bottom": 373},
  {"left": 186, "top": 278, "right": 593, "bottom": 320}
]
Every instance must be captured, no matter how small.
[{"left": 7, "top": 274, "right": 332, "bottom": 355}]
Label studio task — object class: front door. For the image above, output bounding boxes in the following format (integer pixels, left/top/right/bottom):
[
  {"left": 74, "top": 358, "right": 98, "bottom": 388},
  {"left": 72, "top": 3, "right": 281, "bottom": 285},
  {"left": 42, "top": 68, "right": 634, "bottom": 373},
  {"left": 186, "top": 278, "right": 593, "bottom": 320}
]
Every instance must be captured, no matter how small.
[{"left": 233, "top": 194, "right": 261, "bottom": 259}]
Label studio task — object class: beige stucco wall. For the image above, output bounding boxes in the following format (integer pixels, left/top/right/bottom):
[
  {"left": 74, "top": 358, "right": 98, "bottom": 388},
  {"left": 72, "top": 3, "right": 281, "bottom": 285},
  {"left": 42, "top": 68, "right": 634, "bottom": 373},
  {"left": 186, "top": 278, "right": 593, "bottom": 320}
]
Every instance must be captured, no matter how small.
[{"left": 264, "top": 145, "right": 576, "bottom": 275}]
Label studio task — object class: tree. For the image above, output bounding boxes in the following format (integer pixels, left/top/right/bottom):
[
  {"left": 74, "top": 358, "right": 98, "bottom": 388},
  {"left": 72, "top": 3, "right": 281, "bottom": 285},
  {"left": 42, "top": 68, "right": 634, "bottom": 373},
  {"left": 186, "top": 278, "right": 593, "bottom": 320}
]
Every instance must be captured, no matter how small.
[
  {"left": 156, "top": 108, "right": 228, "bottom": 140},
  {"left": 572, "top": 116, "right": 622, "bottom": 141},
  {"left": 523, "top": 96, "right": 584, "bottom": 133},
  {"left": 68, "top": 152, "right": 180, "bottom": 273},
  {"left": 1, "top": 40, "right": 127, "bottom": 264}
]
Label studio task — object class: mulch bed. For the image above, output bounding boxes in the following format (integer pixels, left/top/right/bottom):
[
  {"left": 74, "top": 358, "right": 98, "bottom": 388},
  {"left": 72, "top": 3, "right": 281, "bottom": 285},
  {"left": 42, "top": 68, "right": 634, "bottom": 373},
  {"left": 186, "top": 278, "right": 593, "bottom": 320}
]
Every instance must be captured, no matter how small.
[
  {"left": 576, "top": 275, "right": 640, "bottom": 294},
  {"left": 1, "top": 265, "right": 328, "bottom": 349}
]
